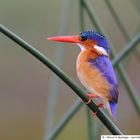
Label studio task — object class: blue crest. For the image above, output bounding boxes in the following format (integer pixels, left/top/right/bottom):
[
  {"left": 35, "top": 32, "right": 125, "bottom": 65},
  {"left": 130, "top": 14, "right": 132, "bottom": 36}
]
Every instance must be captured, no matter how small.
[{"left": 80, "top": 31, "right": 110, "bottom": 54}]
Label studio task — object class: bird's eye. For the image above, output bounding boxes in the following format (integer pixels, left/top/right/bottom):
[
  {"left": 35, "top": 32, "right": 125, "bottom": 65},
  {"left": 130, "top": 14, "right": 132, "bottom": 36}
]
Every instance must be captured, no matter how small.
[{"left": 81, "top": 36, "right": 87, "bottom": 42}]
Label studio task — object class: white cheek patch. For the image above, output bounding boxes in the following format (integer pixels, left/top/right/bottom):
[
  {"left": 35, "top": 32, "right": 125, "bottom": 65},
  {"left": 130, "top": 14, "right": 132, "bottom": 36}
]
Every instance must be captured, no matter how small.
[
  {"left": 77, "top": 43, "right": 85, "bottom": 51},
  {"left": 94, "top": 45, "right": 108, "bottom": 56}
]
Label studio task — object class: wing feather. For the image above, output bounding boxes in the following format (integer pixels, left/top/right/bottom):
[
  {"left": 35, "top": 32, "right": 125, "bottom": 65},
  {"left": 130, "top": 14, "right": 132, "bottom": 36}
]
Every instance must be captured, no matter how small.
[{"left": 88, "top": 56, "right": 119, "bottom": 103}]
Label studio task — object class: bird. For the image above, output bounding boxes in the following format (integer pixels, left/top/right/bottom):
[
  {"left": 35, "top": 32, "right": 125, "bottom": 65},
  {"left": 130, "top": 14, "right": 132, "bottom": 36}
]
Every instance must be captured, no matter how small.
[{"left": 47, "top": 30, "right": 119, "bottom": 120}]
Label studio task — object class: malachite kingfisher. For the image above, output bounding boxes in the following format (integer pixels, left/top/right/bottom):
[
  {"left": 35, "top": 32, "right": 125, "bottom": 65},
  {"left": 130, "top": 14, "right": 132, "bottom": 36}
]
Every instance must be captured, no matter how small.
[{"left": 47, "top": 30, "right": 119, "bottom": 120}]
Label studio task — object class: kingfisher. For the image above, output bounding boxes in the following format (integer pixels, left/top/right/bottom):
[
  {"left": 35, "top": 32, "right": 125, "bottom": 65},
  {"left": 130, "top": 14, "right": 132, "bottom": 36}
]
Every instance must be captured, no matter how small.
[{"left": 47, "top": 30, "right": 119, "bottom": 120}]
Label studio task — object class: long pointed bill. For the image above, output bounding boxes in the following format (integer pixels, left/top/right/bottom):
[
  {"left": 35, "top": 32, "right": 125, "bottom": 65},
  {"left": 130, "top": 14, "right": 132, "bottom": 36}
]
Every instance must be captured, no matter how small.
[{"left": 47, "top": 35, "right": 81, "bottom": 43}]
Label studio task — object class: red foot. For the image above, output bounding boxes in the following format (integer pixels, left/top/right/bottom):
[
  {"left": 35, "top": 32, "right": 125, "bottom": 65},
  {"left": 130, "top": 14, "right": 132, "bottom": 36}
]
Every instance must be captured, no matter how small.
[
  {"left": 91, "top": 103, "right": 103, "bottom": 117},
  {"left": 86, "top": 93, "right": 99, "bottom": 104},
  {"left": 92, "top": 112, "right": 97, "bottom": 116},
  {"left": 97, "top": 103, "right": 103, "bottom": 108}
]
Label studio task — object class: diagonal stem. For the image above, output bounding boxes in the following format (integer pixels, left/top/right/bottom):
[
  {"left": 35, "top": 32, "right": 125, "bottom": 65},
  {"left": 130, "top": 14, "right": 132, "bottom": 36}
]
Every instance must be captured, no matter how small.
[
  {"left": 105, "top": 0, "right": 140, "bottom": 62},
  {"left": 105, "top": 0, "right": 130, "bottom": 41},
  {"left": 47, "top": 100, "right": 83, "bottom": 140},
  {"left": 112, "top": 33, "right": 140, "bottom": 113},
  {"left": 112, "top": 32, "right": 140, "bottom": 67}
]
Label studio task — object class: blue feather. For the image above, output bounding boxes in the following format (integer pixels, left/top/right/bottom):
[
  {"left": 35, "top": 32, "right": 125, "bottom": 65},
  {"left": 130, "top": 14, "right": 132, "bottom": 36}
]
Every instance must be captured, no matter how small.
[
  {"left": 110, "top": 101, "right": 117, "bottom": 120},
  {"left": 88, "top": 56, "right": 119, "bottom": 103},
  {"left": 80, "top": 31, "right": 110, "bottom": 54}
]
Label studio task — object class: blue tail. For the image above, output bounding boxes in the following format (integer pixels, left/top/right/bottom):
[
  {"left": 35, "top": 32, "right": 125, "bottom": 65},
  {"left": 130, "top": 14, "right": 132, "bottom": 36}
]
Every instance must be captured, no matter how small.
[{"left": 109, "top": 101, "right": 117, "bottom": 121}]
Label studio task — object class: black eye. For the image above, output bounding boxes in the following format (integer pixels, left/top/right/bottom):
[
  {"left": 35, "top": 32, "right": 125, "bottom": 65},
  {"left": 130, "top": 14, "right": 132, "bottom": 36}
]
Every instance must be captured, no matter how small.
[{"left": 81, "top": 36, "right": 87, "bottom": 42}]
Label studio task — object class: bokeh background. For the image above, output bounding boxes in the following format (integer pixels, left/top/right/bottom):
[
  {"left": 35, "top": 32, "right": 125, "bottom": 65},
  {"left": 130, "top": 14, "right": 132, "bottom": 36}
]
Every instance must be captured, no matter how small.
[{"left": 0, "top": 0, "right": 140, "bottom": 140}]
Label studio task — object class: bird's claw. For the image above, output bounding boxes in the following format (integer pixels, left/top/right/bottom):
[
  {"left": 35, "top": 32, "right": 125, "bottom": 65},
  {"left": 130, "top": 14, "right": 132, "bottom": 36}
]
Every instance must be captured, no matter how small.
[
  {"left": 92, "top": 112, "right": 97, "bottom": 116},
  {"left": 97, "top": 103, "right": 103, "bottom": 108},
  {"left": 86, "top": 93, "right": 99, "bottom": 104}
]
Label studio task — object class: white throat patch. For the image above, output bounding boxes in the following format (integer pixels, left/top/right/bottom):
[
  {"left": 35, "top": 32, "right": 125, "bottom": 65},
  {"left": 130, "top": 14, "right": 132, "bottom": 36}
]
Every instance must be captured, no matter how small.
[
  {"left": 77, "top": 43, "right": 85, "bottom": 51},
  {"left": 94, "top": 45, "right": 108, "bottom": 56}
]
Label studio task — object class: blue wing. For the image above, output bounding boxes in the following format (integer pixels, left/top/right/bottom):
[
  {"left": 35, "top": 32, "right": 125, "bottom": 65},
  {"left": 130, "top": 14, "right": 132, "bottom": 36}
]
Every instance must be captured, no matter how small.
[{"left": 88, "top": 56, "right": 119, "bottom": 103}]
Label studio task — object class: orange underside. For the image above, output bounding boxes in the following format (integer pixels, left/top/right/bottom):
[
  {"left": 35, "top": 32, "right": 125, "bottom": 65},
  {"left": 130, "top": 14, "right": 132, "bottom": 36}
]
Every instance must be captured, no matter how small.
[{"left": 76, "top": 50, "right": 111, "bottom": 101}]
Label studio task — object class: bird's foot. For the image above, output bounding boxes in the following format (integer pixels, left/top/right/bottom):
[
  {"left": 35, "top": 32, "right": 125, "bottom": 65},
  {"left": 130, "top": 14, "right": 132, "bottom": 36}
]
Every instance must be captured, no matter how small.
[
  {"left": 92, "top": 112, "right": 97, "bottom": 116},
  {"left": 97, "top": 103, "right": 103, "bottom": 108},
  {"left": 86, "top": 93, "right": 99, "bottom": 104}
]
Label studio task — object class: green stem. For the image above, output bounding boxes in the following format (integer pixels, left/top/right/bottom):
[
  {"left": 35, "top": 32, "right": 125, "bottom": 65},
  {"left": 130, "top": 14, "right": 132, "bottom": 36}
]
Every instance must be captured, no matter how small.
[
  {"left": 132, "top": 19, "right": 140, "bottom": 60},
  {"left": 79, "top": 0, "right": 85, "bottom": 31},
  {"left": 86, "top": 108, "right": 94, "bottom": 140},
  {"left": 105, "top": 0, "right": 140, "bottom": 62},
  {"left": 47, "top": 100, "right": 83, "bottom": 140},
  {"left": 112, "top": 33, "right": 140, "bottom": 67},
  {"left": 0, "top": 24, "right": 123, "bottom": 135},
  {"left": 116, "top": 63, "right": 140, "bottom": 113},
  {"left": 105, "top": 0, "right": 129, "bottom": 41},
  {"left": 112, "top": 34, "right": 140, "bottom": 113},
  {"left": 82, "top": 0, "right": 102, "bottom": 32}
]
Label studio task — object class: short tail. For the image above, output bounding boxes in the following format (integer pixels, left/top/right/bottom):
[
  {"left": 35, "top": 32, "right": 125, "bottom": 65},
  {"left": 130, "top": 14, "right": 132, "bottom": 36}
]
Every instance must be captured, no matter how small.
[{"left": 106, "top": 101, "right": 117, "bottom": 121}]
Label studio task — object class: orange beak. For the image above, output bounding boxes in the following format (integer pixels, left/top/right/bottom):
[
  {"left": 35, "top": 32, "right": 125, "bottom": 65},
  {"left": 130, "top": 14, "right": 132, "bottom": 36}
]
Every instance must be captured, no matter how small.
[{"left": 47, "top": 35, "right": 81, "bottom": 43}]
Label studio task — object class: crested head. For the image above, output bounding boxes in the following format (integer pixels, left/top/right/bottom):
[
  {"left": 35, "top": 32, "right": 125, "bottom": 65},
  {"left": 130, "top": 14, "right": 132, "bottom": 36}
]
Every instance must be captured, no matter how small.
[
  {"left": 79, "top": 30, "right": 110, "bottom": 56},
  {"left": 47, "top": 30, "right": 110, "bottom": 56}
]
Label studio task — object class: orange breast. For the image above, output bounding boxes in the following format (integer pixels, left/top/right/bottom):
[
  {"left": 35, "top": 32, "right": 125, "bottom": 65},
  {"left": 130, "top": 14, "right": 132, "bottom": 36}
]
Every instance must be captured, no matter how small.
[{"left": 76, "top": 50, "right": 111, "bottom": 100}]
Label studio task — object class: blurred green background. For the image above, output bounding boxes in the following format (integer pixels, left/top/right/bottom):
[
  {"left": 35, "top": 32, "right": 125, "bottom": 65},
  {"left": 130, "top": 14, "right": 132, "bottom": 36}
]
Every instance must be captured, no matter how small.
[{"left": 0, "top": 0, "right": 140, "bottom": 140}]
